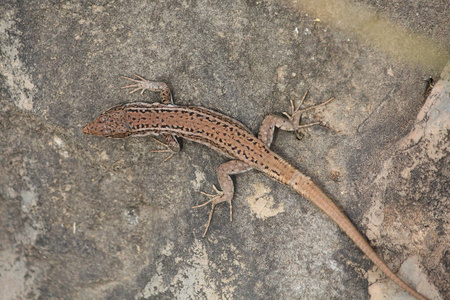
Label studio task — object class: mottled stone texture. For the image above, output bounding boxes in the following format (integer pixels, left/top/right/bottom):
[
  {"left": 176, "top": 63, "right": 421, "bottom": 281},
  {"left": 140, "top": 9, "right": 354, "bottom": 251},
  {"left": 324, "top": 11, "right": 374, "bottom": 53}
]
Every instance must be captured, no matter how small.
[{"left": 1, "top": 1, "right": 448, "bottom": 299}]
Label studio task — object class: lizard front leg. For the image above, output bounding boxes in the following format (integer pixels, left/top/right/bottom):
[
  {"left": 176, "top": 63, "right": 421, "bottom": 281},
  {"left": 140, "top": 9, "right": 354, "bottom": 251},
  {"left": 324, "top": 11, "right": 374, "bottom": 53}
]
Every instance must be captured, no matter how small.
[
  {"left": 122, "top": 75, "right": 180, "bottom": 157},
  {"left": 122, "top": 74, "right": 173, "bottom": 103},
  {"left": 194, "top": 160, "right": 252, "bottom": 237}
]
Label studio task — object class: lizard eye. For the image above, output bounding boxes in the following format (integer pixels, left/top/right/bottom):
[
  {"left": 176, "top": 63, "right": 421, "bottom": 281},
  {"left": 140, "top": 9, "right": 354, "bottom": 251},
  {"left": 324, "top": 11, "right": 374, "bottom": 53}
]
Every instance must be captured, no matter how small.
[{"left": 99, "top": 116, "right": 107, "bottom": 123}]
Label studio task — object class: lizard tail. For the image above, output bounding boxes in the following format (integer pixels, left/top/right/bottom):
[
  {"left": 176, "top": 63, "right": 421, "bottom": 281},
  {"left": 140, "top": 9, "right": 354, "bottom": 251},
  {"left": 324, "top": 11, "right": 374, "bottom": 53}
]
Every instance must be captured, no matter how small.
[{"left": 288, "top": 170, "right": 428, "bottom": 300}]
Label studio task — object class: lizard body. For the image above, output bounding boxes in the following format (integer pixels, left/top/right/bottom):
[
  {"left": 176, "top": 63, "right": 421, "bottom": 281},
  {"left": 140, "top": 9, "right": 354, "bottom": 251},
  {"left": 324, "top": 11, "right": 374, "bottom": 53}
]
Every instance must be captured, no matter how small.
[{"left": 83, "top": 75, "right": 428, "bottom": 300}]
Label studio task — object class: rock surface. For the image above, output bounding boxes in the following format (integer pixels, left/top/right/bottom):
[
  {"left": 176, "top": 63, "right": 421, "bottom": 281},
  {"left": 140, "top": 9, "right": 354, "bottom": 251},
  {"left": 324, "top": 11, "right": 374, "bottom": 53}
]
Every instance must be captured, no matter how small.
[{"left": 1, "top": 1, "right": 448, "bottom": 299}]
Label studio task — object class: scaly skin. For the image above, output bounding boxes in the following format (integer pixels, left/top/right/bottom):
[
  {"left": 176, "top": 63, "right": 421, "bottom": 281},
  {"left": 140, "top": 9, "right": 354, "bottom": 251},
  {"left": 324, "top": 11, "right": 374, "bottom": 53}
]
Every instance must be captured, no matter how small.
[{"left": 83, "top": 75, "right": 428, "bottom": 300}]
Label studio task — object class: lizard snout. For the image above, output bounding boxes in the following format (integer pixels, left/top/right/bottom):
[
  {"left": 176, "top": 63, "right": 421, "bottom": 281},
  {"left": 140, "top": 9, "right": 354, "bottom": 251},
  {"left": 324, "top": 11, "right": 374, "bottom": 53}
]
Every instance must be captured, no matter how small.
[{"left": 83, "top": 104, "right": 131, "bottom": 138}]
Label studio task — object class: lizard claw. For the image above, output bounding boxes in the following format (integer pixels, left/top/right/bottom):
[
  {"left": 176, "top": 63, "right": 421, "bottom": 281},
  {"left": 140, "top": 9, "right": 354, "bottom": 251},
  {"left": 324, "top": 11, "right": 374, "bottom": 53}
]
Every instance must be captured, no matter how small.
[
  {"left": 193, "top": 185, "right": 231, "bottom": 238},
  {"left": 282, "top": 91, "right": 334, "bottom": 136},
  {"left": 198, "top": 185, "right": 223, "bottom": 199},
  {"left": 121, "top": 75, "right": 173, "bottom": 104},
  {"left": 282, "top": 90, "right": 309, "bottom": 123},
  {"left": 150, "top": 138, "right": 177, "bottom": 161},
  {"left": 121, "top": 74, "right": 149, "bottom": 94}
]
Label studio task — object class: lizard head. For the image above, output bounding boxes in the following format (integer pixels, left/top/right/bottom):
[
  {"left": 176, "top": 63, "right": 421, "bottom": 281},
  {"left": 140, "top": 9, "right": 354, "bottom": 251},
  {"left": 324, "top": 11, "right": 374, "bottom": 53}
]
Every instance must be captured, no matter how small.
[{"left": 82, "top": 104, "right": 131, "bottom": 138}]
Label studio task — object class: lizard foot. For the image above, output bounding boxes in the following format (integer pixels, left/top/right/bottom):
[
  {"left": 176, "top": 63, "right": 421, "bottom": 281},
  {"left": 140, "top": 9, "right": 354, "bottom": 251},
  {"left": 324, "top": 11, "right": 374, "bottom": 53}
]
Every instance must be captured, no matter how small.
[
  {"left": 121, "top": 75, "right": 172, "bottom": 104},
  {"left": 282, "top": 91, "right": 334, "bottom": 139},
  {"left": 150, "top": 138, "right": 177, "bottom": 161},
  {"left": 193, "top": 185, "right": 232, "bottom": 237},
  {"left": 121, "top": 74, "right": 152, "bottom": 94}
]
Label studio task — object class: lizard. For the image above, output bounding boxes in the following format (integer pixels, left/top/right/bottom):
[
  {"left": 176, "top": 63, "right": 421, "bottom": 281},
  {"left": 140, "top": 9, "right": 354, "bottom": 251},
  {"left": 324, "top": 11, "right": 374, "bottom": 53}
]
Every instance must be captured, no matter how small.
[{"left": 82, "top": 75, "right": 428, "bottom": 300}]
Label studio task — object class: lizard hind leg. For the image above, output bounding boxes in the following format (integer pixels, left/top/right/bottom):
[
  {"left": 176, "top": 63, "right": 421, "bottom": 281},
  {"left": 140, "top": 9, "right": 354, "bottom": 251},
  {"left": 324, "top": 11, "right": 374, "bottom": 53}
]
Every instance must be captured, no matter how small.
[
  {"left": 282, "top": 91, "right": 334, "bottom": 130},
  {"left": 193, "top": 160, "right": 252, "bottom": 237},
  {"left": 258, "top": 91, "right": 335, "bottom": 146}
]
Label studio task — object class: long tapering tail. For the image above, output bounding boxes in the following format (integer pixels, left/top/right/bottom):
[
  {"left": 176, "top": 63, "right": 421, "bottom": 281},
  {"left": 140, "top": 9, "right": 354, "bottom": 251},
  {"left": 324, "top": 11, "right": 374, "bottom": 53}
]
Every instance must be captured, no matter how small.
[{"left": 288, "top": 170, "right": 428, "bottom": 300}]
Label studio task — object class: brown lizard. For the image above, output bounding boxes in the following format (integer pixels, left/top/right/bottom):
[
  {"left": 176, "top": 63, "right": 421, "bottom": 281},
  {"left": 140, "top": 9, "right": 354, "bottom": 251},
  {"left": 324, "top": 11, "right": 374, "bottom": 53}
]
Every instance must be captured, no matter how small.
[{"left": 82, "top": 75, "right": 428, "bottom": 300}]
